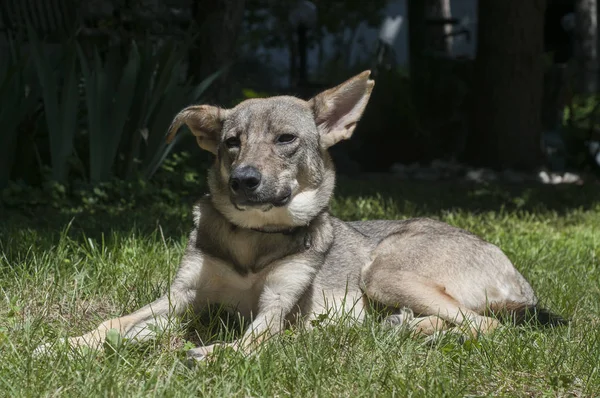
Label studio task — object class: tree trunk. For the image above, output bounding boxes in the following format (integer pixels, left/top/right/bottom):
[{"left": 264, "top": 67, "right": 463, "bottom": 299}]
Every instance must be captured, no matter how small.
[
  {"left": 425, "top": 0, "right": 453, "bottom": 56},
  {"left": 189, "top": 0, "right": 246, "bottom": 98},
  {"left": 408, "top": 0, "right": 427, "bottom": 82},
  {"left": 408, "top": 0, "right": 463, "bottom": 162},
  {"left": 574, "top": 0, "right": 598, "bottom": 94},
  {"left": 465, "top": 0, "right": 546, "bottom": 171}
]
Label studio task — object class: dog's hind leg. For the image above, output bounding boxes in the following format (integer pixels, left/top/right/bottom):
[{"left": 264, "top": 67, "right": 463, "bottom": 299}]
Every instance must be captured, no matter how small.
[
  {"left": 409, "top": 316, "right": 450, "bottom": 335},
  {"left": 361, "top": 263, "right": 500, "bottom": 337},
  {"left": 383, "top": 310, "right": 449, "bottom": 336}
]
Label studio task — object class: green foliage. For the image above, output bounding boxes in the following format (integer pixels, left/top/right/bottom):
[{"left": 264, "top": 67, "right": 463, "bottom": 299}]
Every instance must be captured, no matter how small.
[
  {"left": 2, "top": 0, "right": 80, "bottom": 41},
  {"left": 27, "top": 24, "right": 79, "bottom": 183},
  {"left": 131, "top": 44, "right": 224, "bottom": 181},
  {"left": 0, "top": 22, "right": 220, "bottom": 187},
  {"left": 77, "top": 39, "right": 221, "bottom": 183},
  {"left": 79, "top": 44, "right": 140, "bottom": 183},
  {"left": 1, "top": 152, "right": 204, "bottom": 219},
  {"left": 562, "top": 95, "right": 600, "bottom": 171},
  {"left": 0, "top": 38, "right": 39, "bottom": 189},
  {"left": 563, "top": 96, "right": 600, "bottom": 125},
  {"left": 241, "top": 88, "right": 271, "bottom": 99}
]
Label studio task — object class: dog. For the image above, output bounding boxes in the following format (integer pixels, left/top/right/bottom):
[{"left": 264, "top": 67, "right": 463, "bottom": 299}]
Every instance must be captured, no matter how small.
[{"left": 36, "top": 71, "right": 564, "bottom": 360}]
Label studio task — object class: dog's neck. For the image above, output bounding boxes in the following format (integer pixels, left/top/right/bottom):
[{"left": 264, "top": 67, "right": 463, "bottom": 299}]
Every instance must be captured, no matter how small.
[
  {"left": 221, "top": 204, "right": 329, "bottom": 244},
  {"left": 248, "top": 224, "right": 314, "bottom": 250},
  {"left": 238, "top": 205, "right": 330, "bottom": 235},
  {"left": 249, "top": 225, "right": 304, "bottom": 235}
]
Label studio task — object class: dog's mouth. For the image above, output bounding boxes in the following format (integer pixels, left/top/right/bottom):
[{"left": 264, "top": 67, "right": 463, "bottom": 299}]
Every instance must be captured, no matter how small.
[
  {"left": 271, "top": 192, "right": 292, "bottom": 207},
  {"left": 233, "top": 190, "right": 292, "bottom": 212}
]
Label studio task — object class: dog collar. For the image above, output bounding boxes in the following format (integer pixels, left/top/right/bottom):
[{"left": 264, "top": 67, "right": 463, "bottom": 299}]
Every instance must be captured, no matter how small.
[
  {"left": 249, "top": 226, "right": 312, "bottom": 249},
  {"left": 249, "top": 226, "right": 302, "bottom": 235}
]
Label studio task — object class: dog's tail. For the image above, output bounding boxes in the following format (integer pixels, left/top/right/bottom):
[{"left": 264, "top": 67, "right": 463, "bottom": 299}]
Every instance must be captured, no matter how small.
[
  {"left": 512, "top": 305, "right": 568, "bottom": 327},
  {"left": 489, "top": 303, "right": 568, "bottom": 327}
]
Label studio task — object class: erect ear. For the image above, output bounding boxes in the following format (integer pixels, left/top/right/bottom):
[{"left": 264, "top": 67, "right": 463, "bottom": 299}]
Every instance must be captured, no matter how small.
[
  {"left": 166, "top": 105, "right": 230, "bottom": 154},
  {"left": 309, "top": 70, "right": 375, "bottom": 149}
]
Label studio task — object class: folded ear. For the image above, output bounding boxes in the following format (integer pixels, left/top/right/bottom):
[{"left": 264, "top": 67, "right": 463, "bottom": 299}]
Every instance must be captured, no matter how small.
[
  {"left": 166, "top": 105, "right": 229, "bottom": 154},
  {"left": 309, "top": 70, "right": 375, "bottom": 148}
]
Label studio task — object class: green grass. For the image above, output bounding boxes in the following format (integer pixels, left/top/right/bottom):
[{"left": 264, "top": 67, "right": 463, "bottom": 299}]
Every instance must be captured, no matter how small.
[{"left": 1, "top": 178, "right": 599, "bottom": 397}]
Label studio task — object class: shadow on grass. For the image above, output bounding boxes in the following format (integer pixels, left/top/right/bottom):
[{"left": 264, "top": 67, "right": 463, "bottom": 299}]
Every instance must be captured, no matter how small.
[
  {"left": 1, "top": 175, "right": 599, "bottom": 261},
  {"left": 336, "top": 175, "right": 600, "bottom": 216}
]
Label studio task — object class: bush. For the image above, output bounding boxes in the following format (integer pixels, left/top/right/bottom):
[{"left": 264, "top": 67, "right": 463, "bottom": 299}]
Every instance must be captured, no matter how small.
[
  {"left": 562, "top": 95, "right": 600, "bottom": 174},
  {"left": 1, "top": 152, "right": 205, "bottom": 215},
  {"left": 0, "top": 28, "right": 221, "bottom": 189}
]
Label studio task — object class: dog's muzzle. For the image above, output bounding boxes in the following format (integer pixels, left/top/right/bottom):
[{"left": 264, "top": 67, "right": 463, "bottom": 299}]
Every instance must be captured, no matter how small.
[
  {"left": 229, "top": 165, "right": 262, "bottom": 196},
  {"left": 229, "top": 166, "right": 292, "bottom": 209}
]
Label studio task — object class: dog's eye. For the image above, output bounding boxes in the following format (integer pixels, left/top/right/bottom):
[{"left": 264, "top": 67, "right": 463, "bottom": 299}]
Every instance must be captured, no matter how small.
[
  {"left": 277, "top": 134, "right": 296, "bottom": 144},
  {"left": 225, "top": 137, "right": 240, "bottom": 149}
]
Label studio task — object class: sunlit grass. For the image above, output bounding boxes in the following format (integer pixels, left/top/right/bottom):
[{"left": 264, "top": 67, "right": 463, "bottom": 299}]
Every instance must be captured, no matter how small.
[{"left": 1, "top": 180, "right": 599, "bottom": 396}]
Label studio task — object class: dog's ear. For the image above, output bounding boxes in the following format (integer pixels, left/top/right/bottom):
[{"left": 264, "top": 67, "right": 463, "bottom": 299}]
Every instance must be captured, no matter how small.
[
  {"left": 309, "top": 70, "right": 375, "bottom": 148},
  {"left": 166, "top": 105, "right": 230, "bottom": 154}
]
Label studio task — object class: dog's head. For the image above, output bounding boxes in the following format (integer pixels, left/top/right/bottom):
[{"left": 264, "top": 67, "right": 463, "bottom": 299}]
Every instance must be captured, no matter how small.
[{"left": 167, "top": 71, "right": 374, "bottom": 230}]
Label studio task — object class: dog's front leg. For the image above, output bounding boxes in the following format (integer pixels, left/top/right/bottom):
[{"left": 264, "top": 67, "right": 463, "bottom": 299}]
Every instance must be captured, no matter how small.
[
  {"left": 187, "top": 255, "right": 318, "bottom": 360},
  {"left": 35, "top": 251, "right": 203, "bottom": 355},
  {"left": 73, "top": 289, "right": 193, "bottom": 349},
  {"left": 245, "top": 256, "right": 318, "bottom": 346},
  {"left": 35, "top": 285, "right": 196, "bottom": 356}
]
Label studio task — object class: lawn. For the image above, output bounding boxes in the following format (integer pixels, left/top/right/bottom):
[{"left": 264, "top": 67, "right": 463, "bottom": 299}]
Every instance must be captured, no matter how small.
[{"left": 1, "top": 176, "right": 599, "bottom": 397}]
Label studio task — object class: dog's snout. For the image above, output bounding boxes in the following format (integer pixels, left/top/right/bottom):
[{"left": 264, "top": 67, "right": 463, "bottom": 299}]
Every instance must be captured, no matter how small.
[{"left": 230, "top": 166, "right": 262, "bottom": 194}]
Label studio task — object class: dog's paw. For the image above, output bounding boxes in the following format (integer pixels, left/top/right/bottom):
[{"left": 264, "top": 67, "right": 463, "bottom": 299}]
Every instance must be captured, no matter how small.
[
  {"left": 457, "top": 317, "right": 501, "bottom": 340},
  {"left": 423, "top": 330, "right": 465, "bottom": 347},
  {"left": 382, "top": 308, "right": 415, "bottom": 328},
  {"left": 33, "top": 340, "right": 88, "bottom": 359},
  {"left": 185, "top": 345, "right": 219, "bottom": 367},
  {"left": 33, "top": 342, "right": 56, "bottom": 358},
  {"left": 185, "top": 351, "right": 208, "bottom": 367},
  {"left": 186, "top": 346, "right": 211, "bottom": 362},
  {"left": 33, "top": 335, "right": 103, "bottom": 359},
  {"left": 185, "top": 342, "right": 240, "bottom": 366}
]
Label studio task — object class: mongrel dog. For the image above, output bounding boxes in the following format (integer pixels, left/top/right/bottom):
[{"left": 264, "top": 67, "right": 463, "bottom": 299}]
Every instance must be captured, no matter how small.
[{"left": 37, "top": 71, "right": 564, "bottom": 360}]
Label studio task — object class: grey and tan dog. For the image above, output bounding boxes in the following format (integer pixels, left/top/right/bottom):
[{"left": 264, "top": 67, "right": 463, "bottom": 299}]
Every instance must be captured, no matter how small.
[{"left": 37, "top": 71, "right": 563, "bottom": 359}]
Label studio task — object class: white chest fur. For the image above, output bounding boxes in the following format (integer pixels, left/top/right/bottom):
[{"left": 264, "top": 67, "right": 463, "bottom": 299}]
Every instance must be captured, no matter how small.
[{"left": 193, "top": 256, "right": 267, "bottom": 318}]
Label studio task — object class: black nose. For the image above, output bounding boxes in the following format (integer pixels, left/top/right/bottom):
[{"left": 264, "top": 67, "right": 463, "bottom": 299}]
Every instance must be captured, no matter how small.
[{"left": 230, "top": 166, "right": 262, "bottom": 194}]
